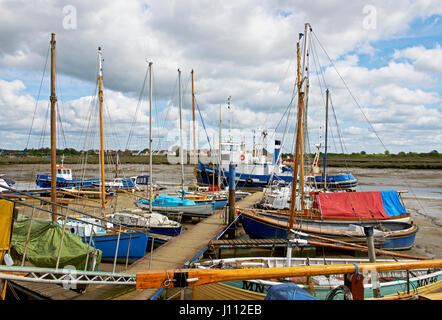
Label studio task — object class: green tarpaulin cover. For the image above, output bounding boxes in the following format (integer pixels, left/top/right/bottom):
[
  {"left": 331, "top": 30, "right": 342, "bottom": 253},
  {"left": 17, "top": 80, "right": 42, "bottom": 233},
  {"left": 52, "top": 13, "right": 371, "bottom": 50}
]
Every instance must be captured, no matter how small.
[{"left": 11, "top": 216, "right": 102, "bottom": 271}]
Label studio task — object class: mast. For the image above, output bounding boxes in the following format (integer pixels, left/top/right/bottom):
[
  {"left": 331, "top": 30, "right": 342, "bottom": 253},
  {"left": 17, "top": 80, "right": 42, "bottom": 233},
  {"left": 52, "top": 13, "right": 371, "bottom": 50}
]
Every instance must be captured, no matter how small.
[
  {"left": 50, "top": 33, "right": 57, "bottom": 221},
  {"left": 98, "top": 47, "right": 106, "bottom": 215},
  {"left": 149, "top": 61, "right": 153, "bottom": 213},
  {"left": 191, "top": 70, "right": 197, "bottom": 189},
  {"left": 178, "top": 69, "right": 185, "bottom": 198},
  {"left": 218, "top": 104, "right": 222, "bottom": 190},
  {"left": 289, "top": 23, "right": 311, "bottom": 229},
  {"left": 323, "top": 88, "right": 329, "bottom": 190}
]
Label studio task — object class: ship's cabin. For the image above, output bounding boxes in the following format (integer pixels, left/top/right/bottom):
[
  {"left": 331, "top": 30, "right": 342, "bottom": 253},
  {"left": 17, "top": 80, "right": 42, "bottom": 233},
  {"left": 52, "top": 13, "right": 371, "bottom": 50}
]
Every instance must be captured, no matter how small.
[{"left": 55, "top": 166, "right": 73, "bottom": 180}]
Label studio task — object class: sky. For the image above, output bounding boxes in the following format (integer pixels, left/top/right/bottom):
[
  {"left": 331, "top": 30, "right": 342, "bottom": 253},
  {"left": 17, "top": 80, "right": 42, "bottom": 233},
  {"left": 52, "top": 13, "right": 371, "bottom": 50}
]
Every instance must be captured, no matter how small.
[{"left": 0, "top": 0, "right": 441, "bottom": 155}]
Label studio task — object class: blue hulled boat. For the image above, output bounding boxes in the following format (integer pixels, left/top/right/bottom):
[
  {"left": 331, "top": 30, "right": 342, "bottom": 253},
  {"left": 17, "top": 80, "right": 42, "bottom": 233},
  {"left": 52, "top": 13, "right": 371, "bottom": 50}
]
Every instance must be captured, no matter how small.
[
  {"left": 61, "top": 217, "right": 149, "bottom": 260},
  {"left": 197, "top": 131, "right": 357, "bottom": 191},
  {"left": 136, "top": 194, "right": 215, "bottom": 216},
  {"left": 239, "top": 209, "right": 418, "bottom": 251},
  {"left": 36, "top": 166, "right": 99, "bottom": 188}
]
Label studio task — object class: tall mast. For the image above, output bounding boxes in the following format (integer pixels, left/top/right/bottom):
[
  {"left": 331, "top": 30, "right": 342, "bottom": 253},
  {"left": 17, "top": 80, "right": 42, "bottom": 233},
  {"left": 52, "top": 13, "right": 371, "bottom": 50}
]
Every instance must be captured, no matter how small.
[
  {"left": 218, "top": 104, "right": 222, "bottom": 190},
  {"left": 178, "top": 69, "right": 185, "bottom": 198},
  {"left": 289, "top": 23, "right": 311, "bottom": 229},
  {"left": 98, "top": 47, "right": 106, "bottom": 215},
  {"left": 191, "top": 70, "right": 197, "bottom": 189},
  {"left": 50, "top": 33, "right": 57, "bottom": 221},
  {"left": 148, "top": 61, "right": 153, "bottom": 213},
  {"left": 323, "top": 88, "right": 329, "bottom": 190}
]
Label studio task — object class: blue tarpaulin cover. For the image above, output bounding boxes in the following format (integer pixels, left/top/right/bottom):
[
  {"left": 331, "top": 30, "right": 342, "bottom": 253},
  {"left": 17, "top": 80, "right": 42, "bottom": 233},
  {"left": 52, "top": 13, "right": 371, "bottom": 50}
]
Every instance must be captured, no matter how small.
[
  {"left": 264, "top": 283, "right": 318, "bottom": 300},
  {"left": 380, "top": 191, "right": 408, "bottom": 217}
]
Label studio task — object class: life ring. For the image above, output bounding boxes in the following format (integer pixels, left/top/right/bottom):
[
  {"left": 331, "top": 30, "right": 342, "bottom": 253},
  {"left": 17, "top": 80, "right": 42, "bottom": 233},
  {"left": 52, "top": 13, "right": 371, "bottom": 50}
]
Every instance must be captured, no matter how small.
[
  {"left": 240, "top": 154, "right": 245, "bottom": 161},
  {"left": 272, "top": 180, "right": 280, "bottom": 186}
]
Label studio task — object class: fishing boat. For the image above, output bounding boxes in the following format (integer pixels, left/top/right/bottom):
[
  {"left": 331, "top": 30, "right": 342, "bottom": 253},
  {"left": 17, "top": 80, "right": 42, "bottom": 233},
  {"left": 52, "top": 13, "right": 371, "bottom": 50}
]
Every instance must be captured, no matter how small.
[
  {"left": 191, "top": 256, "right": 442, "bottom": 300},
  {"left": 36, "top": 165, "right": 99, "bottom": 189},
  {"left": 196, "top": 132, "right": 357, "bottom": 191},
  {"left": 107, "top": 208, "right": 182, "bottom": 237}
]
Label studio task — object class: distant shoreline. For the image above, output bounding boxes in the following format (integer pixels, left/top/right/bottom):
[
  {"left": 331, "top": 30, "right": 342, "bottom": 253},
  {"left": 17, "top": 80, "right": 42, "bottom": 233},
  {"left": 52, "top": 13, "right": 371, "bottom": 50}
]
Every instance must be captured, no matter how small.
[{"left": 0, "top": 153, "right": 441, "bottom": 169}]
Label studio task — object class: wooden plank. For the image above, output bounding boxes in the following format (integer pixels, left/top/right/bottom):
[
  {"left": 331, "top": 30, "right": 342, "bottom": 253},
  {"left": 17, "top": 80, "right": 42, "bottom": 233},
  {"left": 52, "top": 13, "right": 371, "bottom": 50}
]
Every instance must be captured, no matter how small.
[{"left": 136, "top": 259, "right": 442, "bottom": 289}]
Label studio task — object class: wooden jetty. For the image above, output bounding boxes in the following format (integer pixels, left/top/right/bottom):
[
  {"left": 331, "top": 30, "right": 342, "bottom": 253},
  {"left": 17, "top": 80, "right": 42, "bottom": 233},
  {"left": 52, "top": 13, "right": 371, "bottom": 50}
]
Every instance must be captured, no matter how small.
[{"left": 8, "top": 191, "right": 264, "bottom": 300}]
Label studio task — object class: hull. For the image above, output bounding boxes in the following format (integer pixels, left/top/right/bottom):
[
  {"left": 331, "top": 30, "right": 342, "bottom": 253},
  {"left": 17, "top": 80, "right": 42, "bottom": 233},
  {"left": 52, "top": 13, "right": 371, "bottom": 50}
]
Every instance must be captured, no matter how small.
[
  {"left": 136, "top": 200, "right": 215, "bottom": 215},
  {"left": 239, "top": 210, "right": 418, "bottom": 250},
  {"left": 81, "top": 230, "right": 149, "bottom": 260},
  {"left": 107, "top": 211, "right": 182, "bottom": 237},
  {"left": 193, "top": 257, "right": 442, "bottom": 300},
  {"left": 252, "top": 209, "right": 412, "bottom": 224},
  {"left": 197, "top": 162, "right": 357, "bottom": 190},
  {"left": 36, "top": 174, "right": 99, "bottom": 188}
]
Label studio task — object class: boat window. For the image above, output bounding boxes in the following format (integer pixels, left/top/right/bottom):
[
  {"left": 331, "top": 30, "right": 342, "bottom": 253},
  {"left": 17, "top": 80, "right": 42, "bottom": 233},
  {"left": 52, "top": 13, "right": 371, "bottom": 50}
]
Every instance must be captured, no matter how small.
[{"left": 57, "top": 169, "right": 62, "bottom": 174}]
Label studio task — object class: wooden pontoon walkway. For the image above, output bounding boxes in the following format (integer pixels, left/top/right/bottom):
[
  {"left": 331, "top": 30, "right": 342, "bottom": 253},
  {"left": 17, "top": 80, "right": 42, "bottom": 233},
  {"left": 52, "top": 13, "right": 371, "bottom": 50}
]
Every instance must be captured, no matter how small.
[{"left": 74, "top": 191, "right": 264, "bottom": 300}]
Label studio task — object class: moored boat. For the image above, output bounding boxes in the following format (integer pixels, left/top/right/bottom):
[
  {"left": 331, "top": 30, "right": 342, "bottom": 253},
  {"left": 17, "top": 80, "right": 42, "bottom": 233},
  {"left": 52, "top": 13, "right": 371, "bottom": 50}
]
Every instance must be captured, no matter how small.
[
  {"left": 136, "top": 194, "right": 215, "bottom": 216},
  {"left": 107, "top": 208, "right": 182, "bottom": 237},
  {"left": 239, "top": 209, "right": 418, "bottom": 250},
  {"left": 36, "top": 166, "right": 99, "bottom": 189},
  {"left": 191, "top": 256, "right": 442, "bottom": 300}
]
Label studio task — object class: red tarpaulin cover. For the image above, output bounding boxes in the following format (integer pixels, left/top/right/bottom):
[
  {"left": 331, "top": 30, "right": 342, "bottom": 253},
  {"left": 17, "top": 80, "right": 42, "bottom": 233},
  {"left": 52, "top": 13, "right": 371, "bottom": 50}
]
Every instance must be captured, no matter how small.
[{"left": 316, "top": 191, "right": 390, "bottom": 219}]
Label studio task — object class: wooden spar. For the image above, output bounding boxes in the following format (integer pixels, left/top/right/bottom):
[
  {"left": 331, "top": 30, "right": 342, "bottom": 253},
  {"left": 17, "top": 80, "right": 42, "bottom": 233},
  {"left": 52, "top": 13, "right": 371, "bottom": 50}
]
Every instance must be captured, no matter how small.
[
  {"left": 136, "top": 259, "right": 442, "bottom": 289},
  {"left": 290, "top": 229, "right": 429, "bottom": 261},
  {"left": 191, "top": 69, "right": 197, "bottom": 189},
  {"left": 148, "top": 61, "right": 153, "bottom": 213},
  {"left": 218, "top": 104, "right": 222, "bottom": 190},
  {"left": 97, "top": 47, "right": 106, "bottom": 215},
  {"left": 50, "top": 33, "right": 57, "bottom": 221},
  {"left": 323, "top": 89, "right": 329, "bottom": 189},
  {"left": 289, "top": 41, "right": 303, "bottom": 230},
  {"left": 178, "top": 69, "right": 185, "bottom": 198}
]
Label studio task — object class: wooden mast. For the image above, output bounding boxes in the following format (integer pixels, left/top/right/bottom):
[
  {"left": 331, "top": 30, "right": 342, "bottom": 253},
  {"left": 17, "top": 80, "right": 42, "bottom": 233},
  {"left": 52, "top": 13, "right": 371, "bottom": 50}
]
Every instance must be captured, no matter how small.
[
  {"left": 50, "top": 33, "right": 57, "bottom": 221},
  {"left": 191, "top": 70, "right": 197, "bottom": 189},
  {"left": 178, "top": 69, "right": 185, "bottom": 199},
  {"left": 218, "top": 104, "right": 222, "bottom": 190},
  {"left": 148, "top": 61, "right": 153, "bottom": 213},
  {"left": 288, "top": 40, "right": 303, "bottom": 230},
  {"left": 97, "top": 47, "right": 106, "bottom": 215},
  {"left": 289, "top": 23, "right": 310, "bottom": 229},
  {"left": 323, "top": 88, "right": 329, "bottom": 190}
]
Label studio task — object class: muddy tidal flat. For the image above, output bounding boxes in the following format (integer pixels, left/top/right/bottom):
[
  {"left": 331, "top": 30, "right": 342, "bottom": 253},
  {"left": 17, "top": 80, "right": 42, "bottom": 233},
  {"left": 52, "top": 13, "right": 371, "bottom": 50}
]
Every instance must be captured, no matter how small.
[{"left": 2, "top": 164, "right": 441, "bottom": 258}]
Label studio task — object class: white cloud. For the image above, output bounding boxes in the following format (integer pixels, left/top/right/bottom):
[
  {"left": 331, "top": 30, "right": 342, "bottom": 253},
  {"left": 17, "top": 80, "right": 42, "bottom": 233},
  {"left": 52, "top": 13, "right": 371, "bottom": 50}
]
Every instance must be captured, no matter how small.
[
  {"left": 393, "top": 44, "right": 442, "bottom": 73},
  {"left": 0, "top": 0, "right": 441, "bottom": 153}
]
